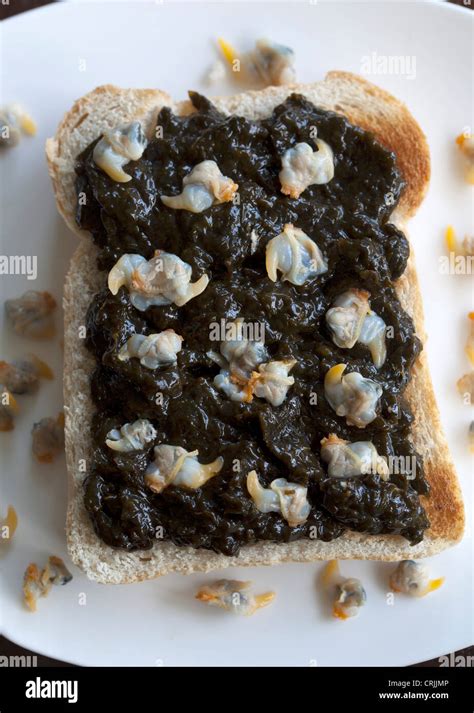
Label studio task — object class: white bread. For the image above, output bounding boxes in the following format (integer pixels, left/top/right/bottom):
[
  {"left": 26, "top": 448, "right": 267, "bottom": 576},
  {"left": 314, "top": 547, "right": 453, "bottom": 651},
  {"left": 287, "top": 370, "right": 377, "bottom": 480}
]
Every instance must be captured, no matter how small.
[{"left": 46, "top": 72, "right": 464, "bottom": 584}]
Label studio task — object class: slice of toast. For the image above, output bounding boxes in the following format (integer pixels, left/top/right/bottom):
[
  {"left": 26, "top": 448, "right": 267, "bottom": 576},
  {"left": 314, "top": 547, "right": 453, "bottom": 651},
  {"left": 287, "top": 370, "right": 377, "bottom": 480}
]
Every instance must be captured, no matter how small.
[{"left": 46, "top": 72, "right": 464, "bottom": 584}]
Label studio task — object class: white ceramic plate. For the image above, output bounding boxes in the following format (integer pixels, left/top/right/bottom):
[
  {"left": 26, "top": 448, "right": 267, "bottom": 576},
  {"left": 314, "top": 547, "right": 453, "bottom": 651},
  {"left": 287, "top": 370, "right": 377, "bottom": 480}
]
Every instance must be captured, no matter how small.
[{"left": 1, "top": 0, "right": 472, "bottom": 667}]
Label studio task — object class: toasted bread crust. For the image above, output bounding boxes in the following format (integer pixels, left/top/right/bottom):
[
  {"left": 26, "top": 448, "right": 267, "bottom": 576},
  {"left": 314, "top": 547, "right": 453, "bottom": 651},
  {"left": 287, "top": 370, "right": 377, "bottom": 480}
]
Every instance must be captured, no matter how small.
[
  {"left": 324, "top": 72, "right": 431, "bottom": 219},
  {"left": 400, "top": 257, "right": 464, "bottom": 542},
  {"left": 49, "top": 74, "right": 464, "bottom": 584}
]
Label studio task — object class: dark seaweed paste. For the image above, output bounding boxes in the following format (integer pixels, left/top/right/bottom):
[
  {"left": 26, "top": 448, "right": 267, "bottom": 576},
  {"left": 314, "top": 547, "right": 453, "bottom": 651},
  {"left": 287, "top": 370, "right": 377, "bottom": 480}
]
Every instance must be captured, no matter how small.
[{"left": 75, "top": 92, "right": 429, "bottom": 555}]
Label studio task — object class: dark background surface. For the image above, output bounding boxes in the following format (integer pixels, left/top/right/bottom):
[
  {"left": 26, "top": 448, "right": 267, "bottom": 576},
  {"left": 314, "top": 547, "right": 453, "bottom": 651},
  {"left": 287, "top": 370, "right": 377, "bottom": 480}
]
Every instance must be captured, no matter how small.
[{"left": 1, "top": 0, "right": 472, "bottom": 668}]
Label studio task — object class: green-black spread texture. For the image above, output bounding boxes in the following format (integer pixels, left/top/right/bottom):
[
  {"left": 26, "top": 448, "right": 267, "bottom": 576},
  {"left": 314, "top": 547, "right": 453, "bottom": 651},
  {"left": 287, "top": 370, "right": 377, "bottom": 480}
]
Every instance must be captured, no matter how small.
[{"left": 74, "top": 93, "right": 429, "bottom": 555}]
